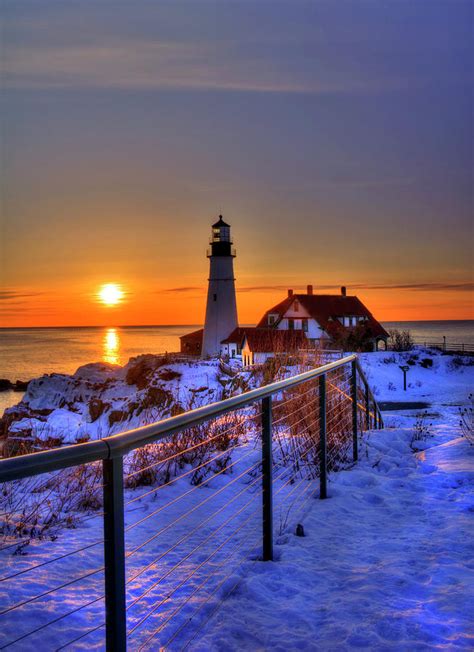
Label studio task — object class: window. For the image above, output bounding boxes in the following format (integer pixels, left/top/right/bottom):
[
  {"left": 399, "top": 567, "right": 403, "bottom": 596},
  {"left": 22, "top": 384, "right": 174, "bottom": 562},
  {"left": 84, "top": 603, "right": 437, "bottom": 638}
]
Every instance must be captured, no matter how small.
[
  {"left": 302, "top": 319, "right": 308, "bottom": 332},
  {"left": 294, "top": 300, "right": 299, "bottom": 312},
  {"left": 268, "top": 315, "right": 275, "bottom": 325},
  {"left": 213, "top": 293, "right": 217, "bottom": 302},
  {"left": 288, "top": 318, "right": 294, "bottom": 330}
]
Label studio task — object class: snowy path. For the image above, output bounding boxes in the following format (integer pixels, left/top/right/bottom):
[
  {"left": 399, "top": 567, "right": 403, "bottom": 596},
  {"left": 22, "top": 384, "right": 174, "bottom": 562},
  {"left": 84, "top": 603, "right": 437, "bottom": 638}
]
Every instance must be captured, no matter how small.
[
  {"left": 1, "top": 350, "right": 472, "bottom": 650},
  {"left": 196, "top": 409, "right": 473, "bottom": 650}
]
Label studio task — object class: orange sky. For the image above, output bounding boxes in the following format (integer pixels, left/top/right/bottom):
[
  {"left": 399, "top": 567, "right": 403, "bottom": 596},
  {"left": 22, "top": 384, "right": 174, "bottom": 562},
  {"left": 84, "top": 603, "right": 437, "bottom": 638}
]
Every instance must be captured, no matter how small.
[
  {"left": 1, "top": 274, "right": 472, "bottom": 328},
  {"left": 2, "top": 2, "right": 472, "bottom": 327}
]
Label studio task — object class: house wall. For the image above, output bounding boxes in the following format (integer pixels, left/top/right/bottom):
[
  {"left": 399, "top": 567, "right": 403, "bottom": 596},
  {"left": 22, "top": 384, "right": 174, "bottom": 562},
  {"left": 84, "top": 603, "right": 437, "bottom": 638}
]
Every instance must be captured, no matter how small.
[
  {"left": 241, "top": 344, "right": 253, "bottom": 367},
  {"left": 220, "top": 342, "right": 239, "bottom": 358},
  {"left": 338, "top": 315, "right": 367, "bottom": 327},
  {"left": 242, "top": 342, "right": 273, "bottom": 367},
  {"left": 277, "top": 317, "right": 325, "bottom": 339},
  {"left": 180, "top": 337, "right": 202, "bottom": 356}
]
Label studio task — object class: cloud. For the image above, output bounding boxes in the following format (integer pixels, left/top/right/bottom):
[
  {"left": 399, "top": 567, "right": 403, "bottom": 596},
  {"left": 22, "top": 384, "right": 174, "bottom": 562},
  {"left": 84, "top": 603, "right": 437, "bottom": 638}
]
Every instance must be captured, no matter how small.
[
  {"left": 159, "top": 282, "right": 473, "bottom": 295},
  {"left": 0, "top": 290, "right": 44, "bottom": 301},
  {"left": 236, "top": 285, "right": 292, "bottom": 293},
  {"left": 349, "top": 282, "right": 474, "bottom": 292},
  {"left": 238, "top": 282, "right": 474, "bottom": 293},
  {"left": 158, "top": 286, "right": 204, "bottom": 294},
  {"left": 2, "top": 40, "right": 437, "bottom": 95}
]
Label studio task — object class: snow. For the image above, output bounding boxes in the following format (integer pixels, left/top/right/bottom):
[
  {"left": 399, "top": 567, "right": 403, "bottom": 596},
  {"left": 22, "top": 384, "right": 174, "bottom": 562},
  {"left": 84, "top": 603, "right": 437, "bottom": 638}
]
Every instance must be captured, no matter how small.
[
  {"left": 1, "top": 356, "right": 228, "bottom": 444},
  {"left": 358, "top": 349, "right": 472, "bottom": 403},
  {"left": 0, "top": 350, "right": 473, "bottom": 650},
  {"left": 192, "top": 352, "right": 474, "bottom": 651}
]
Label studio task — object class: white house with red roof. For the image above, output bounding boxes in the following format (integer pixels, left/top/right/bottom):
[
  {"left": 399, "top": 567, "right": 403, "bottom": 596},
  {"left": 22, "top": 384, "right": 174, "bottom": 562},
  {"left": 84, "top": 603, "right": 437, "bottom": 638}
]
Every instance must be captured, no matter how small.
[{"left": 256, "top": 285, "right": 389, "bottom": 352}]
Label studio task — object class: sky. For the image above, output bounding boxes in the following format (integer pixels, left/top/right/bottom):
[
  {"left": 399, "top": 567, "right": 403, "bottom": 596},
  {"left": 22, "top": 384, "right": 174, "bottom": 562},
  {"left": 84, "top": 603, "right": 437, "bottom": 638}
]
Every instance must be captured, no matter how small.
[{"left": 1, "top": 0, "right": 473, "bottom": 327}]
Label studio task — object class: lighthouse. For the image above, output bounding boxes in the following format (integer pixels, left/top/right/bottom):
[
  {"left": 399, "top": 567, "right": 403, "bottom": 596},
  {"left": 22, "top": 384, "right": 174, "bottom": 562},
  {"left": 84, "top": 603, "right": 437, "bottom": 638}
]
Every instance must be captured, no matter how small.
[{"left": 202, "top": 216, "right": 239, "bottom": 357}]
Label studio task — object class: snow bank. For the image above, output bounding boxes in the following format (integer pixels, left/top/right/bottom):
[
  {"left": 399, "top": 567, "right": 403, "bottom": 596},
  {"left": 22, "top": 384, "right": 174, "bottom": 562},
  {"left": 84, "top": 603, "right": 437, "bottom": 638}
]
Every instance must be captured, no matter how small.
[
  {"left": 0, "top": 349, "right": 472, "bottom": 649},
  {"left": 195, "top": 416, "right": 473, "bottom": 651},
  {"left": 0, "top": 355, "right": 239, "bottom": 448},
  {"left": 358, "top": 349, "right": 473, "bottom": 403}
]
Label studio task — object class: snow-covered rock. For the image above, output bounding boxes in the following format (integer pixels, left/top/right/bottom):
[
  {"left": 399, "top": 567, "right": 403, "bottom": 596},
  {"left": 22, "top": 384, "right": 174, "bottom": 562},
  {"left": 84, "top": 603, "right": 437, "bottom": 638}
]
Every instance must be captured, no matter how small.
[{"left": 0, "top": 355, "right": 235, "bottom": 450}]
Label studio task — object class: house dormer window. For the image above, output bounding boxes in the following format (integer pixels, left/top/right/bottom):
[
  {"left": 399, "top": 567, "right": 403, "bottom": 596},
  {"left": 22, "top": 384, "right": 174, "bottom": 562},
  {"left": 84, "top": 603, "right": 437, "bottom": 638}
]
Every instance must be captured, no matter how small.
[{"left": 268, "top": 313, "right": 277, "bottom": 326}]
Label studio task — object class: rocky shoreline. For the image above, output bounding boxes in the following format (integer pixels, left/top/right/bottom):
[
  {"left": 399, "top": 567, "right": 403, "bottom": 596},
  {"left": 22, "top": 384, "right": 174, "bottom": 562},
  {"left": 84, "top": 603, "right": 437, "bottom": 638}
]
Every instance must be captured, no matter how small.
[
  {"left": 0, "top": 379, "right": 29, "bottom": 392},
  {"left": 0, "top": 354, "right": 251, "bottom": 457}
]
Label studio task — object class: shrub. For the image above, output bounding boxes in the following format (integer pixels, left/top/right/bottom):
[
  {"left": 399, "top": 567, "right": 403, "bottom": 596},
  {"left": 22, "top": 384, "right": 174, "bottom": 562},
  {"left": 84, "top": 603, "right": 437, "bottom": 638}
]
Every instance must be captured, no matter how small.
[
  {"left": 410, "top": 411, "right": 432, "bottom": 450},
  {"left": 459, "top": 394, "right": 473, "bottom": 445},
  {"left": 389, "top": 329, "right": 414, "bottom": 351}
]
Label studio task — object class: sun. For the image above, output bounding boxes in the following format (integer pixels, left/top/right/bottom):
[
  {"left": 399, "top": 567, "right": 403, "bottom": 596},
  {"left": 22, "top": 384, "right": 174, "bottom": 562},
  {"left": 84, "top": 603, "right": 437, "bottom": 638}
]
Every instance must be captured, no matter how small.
[{"left": 98, "top": 283, "right": 124, "bottom": 307}]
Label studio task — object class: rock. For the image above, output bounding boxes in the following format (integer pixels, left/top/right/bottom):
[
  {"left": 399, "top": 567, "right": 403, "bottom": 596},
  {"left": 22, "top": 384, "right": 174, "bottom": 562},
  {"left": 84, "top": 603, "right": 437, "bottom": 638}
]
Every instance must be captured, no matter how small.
[
  {"left": 89, "top": 398, "right": 108, "bottom": 422},
  {"left": 158, "top": 369, "right": 182, "bottom": 382},
  {"left": 0, "top": 407, "right": 30, "bottom": 438},
  {"left": 0, "top": 379, "right": 13, "bottom": 391},
  {"left": 295, "top": 523, "right": 305, "bottom": 537},
  {"left": 109, "top": 410, "right": 127, "bottom": 426},
  {"left": 125, "top": 354, "right": 169, "bottom": 389},
  {"left": 13, "top": 380, "right": 29, "bottom": 391},
  {"left": 142, "top": 387, "right": 171, "bottom": 409}
]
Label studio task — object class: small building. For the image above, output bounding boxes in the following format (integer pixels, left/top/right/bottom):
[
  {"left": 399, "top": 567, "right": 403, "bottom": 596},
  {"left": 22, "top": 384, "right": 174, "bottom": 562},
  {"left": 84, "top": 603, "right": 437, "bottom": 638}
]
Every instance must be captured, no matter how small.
[
  {"left": 256, "top": 285, "right": 388, "bottom": 351},
  {"left": 241, "top": 329, "right": 309, "bottom": 367},
  {"left": 180, "top": 328, "right": 203, "bottom": 356},
  {"left": 220, "top": 327, "right": 247, "bottom": 359}
]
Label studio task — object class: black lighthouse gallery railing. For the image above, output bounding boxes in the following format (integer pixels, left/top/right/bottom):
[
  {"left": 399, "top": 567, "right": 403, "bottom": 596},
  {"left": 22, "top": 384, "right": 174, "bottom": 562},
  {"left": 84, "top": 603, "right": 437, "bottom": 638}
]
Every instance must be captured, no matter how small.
[{"left": 0, "top": 355, "right": 383, "bottom": 650}]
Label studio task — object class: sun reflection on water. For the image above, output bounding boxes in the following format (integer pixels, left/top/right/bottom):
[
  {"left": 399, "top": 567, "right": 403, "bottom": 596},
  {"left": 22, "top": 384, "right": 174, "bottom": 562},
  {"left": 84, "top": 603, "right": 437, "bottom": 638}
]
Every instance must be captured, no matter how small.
[{"left": 103, "top": 328, "right": 121, "bottom": 365}]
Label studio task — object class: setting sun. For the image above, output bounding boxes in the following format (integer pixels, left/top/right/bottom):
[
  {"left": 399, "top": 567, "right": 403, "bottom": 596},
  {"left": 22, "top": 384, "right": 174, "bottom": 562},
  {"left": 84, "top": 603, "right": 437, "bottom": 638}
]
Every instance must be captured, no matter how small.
[{"left": 98, "top": 283, "right": 124, "bottom": 307}]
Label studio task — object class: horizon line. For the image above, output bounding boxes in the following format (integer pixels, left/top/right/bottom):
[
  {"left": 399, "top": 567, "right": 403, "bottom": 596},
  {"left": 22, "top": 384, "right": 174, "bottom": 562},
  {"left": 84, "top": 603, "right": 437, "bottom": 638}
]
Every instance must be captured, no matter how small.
[{"left": 1, "top": 318, "right": 473, "bottom": 330}]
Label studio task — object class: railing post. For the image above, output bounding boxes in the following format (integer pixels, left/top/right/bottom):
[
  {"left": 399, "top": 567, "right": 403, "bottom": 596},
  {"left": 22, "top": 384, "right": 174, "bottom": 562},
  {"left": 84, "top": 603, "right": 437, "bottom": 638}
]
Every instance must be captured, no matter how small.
[
  {"left": 103, "top": 456, "right": 127, "bottom": 652},
  {"left": 319, "top": 375, "right": 327, "bottom": 499},
  {"left": 365, "top": 383, "right": 370, "bottom": 430},
  {"left": 351, "top": 360, "right": 358, "bottom": 462},
  {"left": 261, "top": 396, "right": 273, "bottom": 561}
]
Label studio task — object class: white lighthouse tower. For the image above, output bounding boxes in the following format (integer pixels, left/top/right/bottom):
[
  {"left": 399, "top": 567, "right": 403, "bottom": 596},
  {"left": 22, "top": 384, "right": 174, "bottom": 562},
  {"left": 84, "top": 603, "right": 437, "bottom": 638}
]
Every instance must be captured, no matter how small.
[{"left": 202, "top": 216, "right": 238, "bottom": 358}]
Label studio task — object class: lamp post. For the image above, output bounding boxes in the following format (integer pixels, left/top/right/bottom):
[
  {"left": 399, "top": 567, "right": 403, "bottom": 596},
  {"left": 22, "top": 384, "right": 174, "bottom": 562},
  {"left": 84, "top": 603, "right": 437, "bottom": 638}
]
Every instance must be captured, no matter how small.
[{"left": 399, "top": 365, "right": 410, "bottom": 391}]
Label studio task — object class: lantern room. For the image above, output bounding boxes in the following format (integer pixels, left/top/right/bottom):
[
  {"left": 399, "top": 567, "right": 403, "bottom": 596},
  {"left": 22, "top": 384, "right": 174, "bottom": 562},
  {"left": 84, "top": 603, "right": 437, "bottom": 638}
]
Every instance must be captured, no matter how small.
[{"left": 208, "top": 215, "right": 236, "bottom": 257}]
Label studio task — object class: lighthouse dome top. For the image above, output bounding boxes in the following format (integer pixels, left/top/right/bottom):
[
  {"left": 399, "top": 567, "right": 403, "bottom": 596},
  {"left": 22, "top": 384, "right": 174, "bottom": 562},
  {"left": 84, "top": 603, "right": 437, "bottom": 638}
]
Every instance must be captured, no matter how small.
[{"left": 212, "top": 215, "right": 230, "bottom": 228}]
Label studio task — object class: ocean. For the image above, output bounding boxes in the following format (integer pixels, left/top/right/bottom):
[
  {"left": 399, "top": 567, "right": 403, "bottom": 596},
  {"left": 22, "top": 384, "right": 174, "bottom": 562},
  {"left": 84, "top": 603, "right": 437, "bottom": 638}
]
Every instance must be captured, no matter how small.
[{"left": 0, "top": 321, "right": 472, "bottom": 415}]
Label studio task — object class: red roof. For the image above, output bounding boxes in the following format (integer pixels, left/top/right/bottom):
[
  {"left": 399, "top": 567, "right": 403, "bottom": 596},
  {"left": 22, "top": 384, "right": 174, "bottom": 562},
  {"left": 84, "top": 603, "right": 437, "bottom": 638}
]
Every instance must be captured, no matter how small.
[
  {"left": 242, "top": 328, "right": 309, "bottom": 353},
  {"left": 257, "top": 294, "right": 388, "bottom": 340},
  {"left": 220, "top": 327, "right": 248, "bottom": 344},
  {"left": 180, "top": 328, "right": 204, "bottom": 342}
]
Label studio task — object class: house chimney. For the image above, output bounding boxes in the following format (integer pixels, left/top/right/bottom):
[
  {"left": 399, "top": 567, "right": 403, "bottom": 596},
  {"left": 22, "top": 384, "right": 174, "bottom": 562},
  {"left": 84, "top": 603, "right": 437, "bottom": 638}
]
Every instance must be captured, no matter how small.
[
  {"left": 288, "top": 289, "right": 294, "bottom": 297},
  {"left": 341, "top": 286, "right": 347, "bottom": 297},
  {"left": 307, "top": 284, "right": 313, "bottom": 295}
]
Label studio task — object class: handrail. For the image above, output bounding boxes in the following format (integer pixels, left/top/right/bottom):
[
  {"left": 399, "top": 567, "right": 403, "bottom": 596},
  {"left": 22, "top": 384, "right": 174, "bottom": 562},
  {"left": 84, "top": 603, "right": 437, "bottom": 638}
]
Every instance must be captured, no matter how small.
[
  {"left": 0, "top": 352, "right": 386, "bottom": 650},
  {"left": 355, "top": 359, "right": 377, "bottom": 408},
  {"left": 0, "top": 355, "right": 358, "bottom": 483}
]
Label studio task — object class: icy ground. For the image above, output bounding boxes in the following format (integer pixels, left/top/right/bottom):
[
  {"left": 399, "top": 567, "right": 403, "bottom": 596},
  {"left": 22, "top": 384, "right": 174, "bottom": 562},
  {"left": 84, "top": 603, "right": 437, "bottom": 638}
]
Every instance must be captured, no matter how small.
[
  {"left": 194, "top": 352, "right": 474, "bottom": 651},
  {"left": 0, "top": 350, "right": 472, "bottom": 650}
]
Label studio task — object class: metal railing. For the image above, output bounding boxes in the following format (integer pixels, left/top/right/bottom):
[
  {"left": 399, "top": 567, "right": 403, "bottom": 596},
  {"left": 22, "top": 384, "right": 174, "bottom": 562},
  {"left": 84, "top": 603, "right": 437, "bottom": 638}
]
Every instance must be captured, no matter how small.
[
  {"left": 414, "top": 340, "right": 474, "bottom": 354},
  {"left": 0, "top": 355, "right": 383, "bottom": 650}
]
